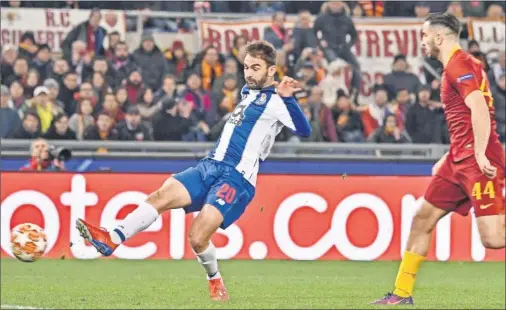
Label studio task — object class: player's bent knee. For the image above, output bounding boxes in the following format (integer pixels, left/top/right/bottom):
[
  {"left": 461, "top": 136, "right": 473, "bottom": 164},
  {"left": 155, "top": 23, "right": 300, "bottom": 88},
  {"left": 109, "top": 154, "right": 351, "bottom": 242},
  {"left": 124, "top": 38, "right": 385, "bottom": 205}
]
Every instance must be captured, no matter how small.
[
  {"left": 146, "top": 177, "right": 191, "bottom": 213},
  {"left": 188, "top": 231, "right": 208, "bottom": 253},
  {"left": 477, "top": 215, "right": 506, "bottom": 249}
]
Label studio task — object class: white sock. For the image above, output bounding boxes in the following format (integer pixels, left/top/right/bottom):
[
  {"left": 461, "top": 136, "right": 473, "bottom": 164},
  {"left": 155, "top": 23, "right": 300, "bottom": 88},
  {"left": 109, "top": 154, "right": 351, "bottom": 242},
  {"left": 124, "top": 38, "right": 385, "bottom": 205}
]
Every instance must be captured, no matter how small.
[
  {"left": 110, "top": 202, "right": 159, "bottom": 244},
  {"left": 195, "top": 242, "right": 221, "bottom": 280}
]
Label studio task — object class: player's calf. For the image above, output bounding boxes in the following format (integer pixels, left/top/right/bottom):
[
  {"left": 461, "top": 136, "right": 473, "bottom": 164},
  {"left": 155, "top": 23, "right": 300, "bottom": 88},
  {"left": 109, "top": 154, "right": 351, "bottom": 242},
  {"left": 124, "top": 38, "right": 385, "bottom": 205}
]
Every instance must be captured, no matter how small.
[{"left": 189, "top": 204, "right": 229, "bottom": 301}]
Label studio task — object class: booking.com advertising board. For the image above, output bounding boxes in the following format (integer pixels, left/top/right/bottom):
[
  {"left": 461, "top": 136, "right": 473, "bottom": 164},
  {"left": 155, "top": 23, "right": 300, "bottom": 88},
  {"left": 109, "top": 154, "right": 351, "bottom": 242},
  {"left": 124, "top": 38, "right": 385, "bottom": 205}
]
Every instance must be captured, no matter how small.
[{"left": 1, "top": 169, "right": 505, "bottom": 262}]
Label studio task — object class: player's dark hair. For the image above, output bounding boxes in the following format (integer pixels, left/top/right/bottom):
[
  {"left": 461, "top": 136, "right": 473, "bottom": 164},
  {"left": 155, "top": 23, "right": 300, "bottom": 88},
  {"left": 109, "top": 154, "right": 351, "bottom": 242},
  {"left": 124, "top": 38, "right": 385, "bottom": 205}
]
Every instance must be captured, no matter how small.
[
  {"left": 425, "top": 13, "right": 461, "bottom": 36},
  {"left": 245, "top": 40, "right": 277, "bottom": 67}
]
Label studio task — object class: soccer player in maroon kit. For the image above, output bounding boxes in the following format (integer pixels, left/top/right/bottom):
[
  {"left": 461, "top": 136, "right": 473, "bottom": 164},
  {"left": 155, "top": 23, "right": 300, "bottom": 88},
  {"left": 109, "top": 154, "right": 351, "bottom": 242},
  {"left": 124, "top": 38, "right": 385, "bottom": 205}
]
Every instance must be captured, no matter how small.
[{"left": 372, "top": 13, "right": 505, "bottom": 305}]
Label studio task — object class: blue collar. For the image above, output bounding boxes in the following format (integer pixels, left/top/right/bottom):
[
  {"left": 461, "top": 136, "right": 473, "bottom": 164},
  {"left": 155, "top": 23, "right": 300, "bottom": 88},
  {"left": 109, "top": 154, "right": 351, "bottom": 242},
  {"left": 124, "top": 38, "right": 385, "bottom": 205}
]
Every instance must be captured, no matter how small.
[{"left": 241, "top": 85, "right": 277, "bottom": 96}]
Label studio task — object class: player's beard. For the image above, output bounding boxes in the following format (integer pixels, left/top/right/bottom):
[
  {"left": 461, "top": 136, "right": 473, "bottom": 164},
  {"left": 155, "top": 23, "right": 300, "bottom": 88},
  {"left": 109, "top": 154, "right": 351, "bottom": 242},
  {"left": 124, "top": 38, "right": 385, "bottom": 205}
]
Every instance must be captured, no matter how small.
[
  {"left": 427, "top": 41, "right": 440, "bottom": 59},
  {"left": 246, "top": 72, "right": 269, "bottom": 90}
]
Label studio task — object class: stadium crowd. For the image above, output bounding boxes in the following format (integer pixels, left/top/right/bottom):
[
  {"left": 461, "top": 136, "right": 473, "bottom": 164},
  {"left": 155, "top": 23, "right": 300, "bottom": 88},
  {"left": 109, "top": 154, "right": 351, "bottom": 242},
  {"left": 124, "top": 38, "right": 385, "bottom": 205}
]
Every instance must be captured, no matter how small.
[{"left": 0, "top": 1, "right": 505, "bottom": 145}]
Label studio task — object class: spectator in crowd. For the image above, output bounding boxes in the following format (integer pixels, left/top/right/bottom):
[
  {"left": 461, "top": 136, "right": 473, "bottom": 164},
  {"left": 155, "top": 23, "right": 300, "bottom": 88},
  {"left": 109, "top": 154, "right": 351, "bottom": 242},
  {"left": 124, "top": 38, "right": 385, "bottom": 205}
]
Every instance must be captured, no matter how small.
[
  {"left": 67, "top": 40, "right": 94, "bottom": 84},
  {"left": 414, "top": 1, "right": 430, "bottom": 18},
  {"left": 43, "top": 78, "right": 66, "bottom": 111},
  {"left": 123, "top": 68, "right": 145, "bottom": 104},
  {"left": 68, "top": 98, "right": 95, "bottom": 140},
  {"left": 307, "top": 85, "right": 338, "bottom": 142},
  {"left": 1, "top": 45, "right": 18, "bottom": 83},
  {"left": 264, "top": 11, "right": 289, "bottom": 50},
  {"left": 296, "top": 61, "right": 319, "bottom": 89},
  {"left": 457, "top": 1, "right": 486, "bottom": 17},
  {"left": 165, "top": 40, "right": 190, "bottom": 83},
  {"left": 47, "top": 59, "right": 70, "bottom": 85},
  {"left": 83, "top": 111, "right": 119, "bottom": 141},
  {"left": 487, "top": 4, "right": 505, "bottom": 19},
  {"left": 194, "top": 46, "right": 223, "bottom": 92},
  {"left": 299, "top": 105, "right": 324, "bottom": 142},
  {"left": 493, "top": 74, "right": 505, "bottom": 142},
  {"left": 491, "top": 50, "right": 505, "bottom": 86},
  {"left": 9, "top": 80, "right": 27, "bottom": 110},
  {"left": 152, "top": 96, "right": 193, "bottom": 141},
  {"left": 90, "top": 57, "right": 111, "bottom": 84},
  {"left": 153, "top": 75, "right": 177, "bottom": 104},
  {"left": 383, "top": 54, "right": 422, "bottom": 101},
  {"left": 183, "top": 71, "right": 216, "bottom": 127},
  {"left": 105, "top": 31, "right": 121, "bottom": 60},
  {"left": 24, "top": 69, "right": 41, "bottom": 99},
  {"left": 19, "top": 138, "right": 64, "bottom": 171},
  {"left": 405, "top": 86, "right": 441, "bottom": 143},
  {"left": 116, "top": 105, "right": 152, "bottom": 141},
  {"left": 58, "top": 72, "right": 79, "bottom": 114},
  {"left": 109, "top": 41, "right": 137, "bottom": 89},
  {"left": 18, "top": 31, "right": 38, "bottom": 61},
  {"left": 212, "top": 58, "right": 240, "bottom": 94},
  {"left": 103, "top": 92, "right": 125, "bottom": 122},
  {"left": 138, "top": 88, "right": 161, "bottom": 122},
  {"left": 292, "top": 10, "right": 318, "bottom": 58},
  {"left": 320, "top": 59, "right": 349, "bottom": 108},
  {"left": 43, "top": 112, "right": 77, "bottom": 140},
  {"left": 32, "top": 44, "right": 53, "bottom": 82},
  {"left": 360, "top": 87, "right": 392, "bottom": 138},
  {"left": 91, "top": 71, "right": 109, "bottom": 107},
  {"left": 132, "top": 33, "right": 169, "bottom": 90},
  {"left": 390, "top": 88, "right": 411, "bottom": 131},
  {"left": 446, "top": 1, "right": 464, "bottom": 18},
  {"left": 314, "top": 1, "right": 360, "bottom": 98},
  {"left": 62, "top": 8, "right": 107, "bottom": 61},
  {"left": 229, "top": 35, "right": 247, "bottom": 78},
  {"left": 27, "top": 86, "right": 64, "bottom": 133},
  {"left": 356, "top": 1, "right": 384, "bottom": 17},
  {"left": 210, "top": 74, "right": 240, "bottom": 120},
  {"left": 70, "top": 81, "right": 96, "bottom": 116},
  {"left": 368, "top": 114, "right": 411, "bottom": 143},
  {"left": 5, "top": 57, "right": 29, "bottom": 87},
  {"left": 333, "top": 93, "right": 365, "bottom": 142},
  {"left": 294, "top": 48, "right": 327, "bottom": 84},
  {"left": 9, "top": 110, "right": 41, "bottom": 139},
  {"left": 0, "top": 85, "right": 21, "bottom": 138}
]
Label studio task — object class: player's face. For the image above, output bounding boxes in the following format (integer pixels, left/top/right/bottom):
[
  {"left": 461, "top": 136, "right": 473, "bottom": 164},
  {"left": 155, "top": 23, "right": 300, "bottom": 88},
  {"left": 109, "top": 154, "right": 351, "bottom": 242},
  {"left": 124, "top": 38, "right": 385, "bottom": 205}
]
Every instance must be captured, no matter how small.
[
  {"left": 421, "top": 22, "right": 439, "bottom": 58},
  {"left": 244, "top": 54, "right": 275, "bottom": 90}
]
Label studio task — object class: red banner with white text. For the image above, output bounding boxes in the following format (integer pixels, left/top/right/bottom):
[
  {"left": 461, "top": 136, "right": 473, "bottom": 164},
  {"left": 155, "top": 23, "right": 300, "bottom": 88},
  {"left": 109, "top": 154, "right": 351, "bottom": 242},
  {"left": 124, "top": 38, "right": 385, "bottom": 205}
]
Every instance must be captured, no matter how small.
[
  {"left": 1, "top": 173, "right": 504, "bottom": 261},
  {"left": 198, "top": 19, "right": 425, "bottom": 104}
]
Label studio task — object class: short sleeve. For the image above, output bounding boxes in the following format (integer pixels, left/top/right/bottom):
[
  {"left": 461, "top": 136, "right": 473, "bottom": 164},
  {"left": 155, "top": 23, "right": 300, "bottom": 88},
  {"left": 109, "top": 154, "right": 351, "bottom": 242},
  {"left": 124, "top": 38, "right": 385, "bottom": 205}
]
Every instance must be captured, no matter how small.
[{"left": 447, "top": 57, "right": 481, "bottom": 99}]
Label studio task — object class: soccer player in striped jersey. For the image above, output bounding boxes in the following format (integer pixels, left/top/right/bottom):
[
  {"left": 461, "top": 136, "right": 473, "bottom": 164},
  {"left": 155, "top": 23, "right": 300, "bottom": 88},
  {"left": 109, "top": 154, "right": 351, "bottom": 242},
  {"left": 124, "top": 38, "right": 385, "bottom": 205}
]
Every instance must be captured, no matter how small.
[{"left": 76, "top": 40, "right": 311, "bottom": 301}]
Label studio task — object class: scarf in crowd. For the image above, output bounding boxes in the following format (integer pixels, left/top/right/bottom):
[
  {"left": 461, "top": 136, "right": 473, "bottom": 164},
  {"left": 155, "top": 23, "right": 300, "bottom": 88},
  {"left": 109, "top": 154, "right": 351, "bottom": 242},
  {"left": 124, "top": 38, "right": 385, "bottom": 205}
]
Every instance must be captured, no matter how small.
[
  {"left": 270, "top": 24, "right": 287, "bottom": 43},
  {"left": 359, "top": 1, "right": 384, "bottom": 16},
  {"left": 201, "top": 60, "right": 223, "bottom": 91}
]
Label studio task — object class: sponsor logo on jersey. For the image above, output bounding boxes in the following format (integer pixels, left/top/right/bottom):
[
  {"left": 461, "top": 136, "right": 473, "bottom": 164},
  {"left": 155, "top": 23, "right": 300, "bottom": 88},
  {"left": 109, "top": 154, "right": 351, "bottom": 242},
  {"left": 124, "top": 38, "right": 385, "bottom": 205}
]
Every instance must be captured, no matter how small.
[{"left": 457, "top": 73, "right": 474, "bottom": 83}]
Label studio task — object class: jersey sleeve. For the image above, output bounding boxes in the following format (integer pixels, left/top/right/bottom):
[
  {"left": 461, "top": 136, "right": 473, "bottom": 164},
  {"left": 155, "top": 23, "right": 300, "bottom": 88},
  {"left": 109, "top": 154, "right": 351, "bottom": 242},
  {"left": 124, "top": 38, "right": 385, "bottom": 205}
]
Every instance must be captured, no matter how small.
[
  {"left": 271, "top": 95, "right": 312, "bottom": 137},
  {"left": 448, "top": 57, "right": 482, "bottom": 100}
]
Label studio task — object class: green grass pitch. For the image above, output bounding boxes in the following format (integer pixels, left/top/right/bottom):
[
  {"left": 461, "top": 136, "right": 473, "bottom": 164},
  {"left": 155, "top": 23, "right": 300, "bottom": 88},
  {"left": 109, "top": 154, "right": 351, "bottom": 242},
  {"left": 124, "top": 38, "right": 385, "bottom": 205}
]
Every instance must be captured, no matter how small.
[{"left": 1, "top": 259, "right": 505, "bottom": 309}]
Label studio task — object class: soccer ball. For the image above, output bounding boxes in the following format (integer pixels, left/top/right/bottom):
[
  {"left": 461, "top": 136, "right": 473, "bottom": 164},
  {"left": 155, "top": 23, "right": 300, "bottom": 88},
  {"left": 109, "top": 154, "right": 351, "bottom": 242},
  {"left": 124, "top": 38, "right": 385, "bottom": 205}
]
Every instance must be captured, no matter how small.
[{"left": 10, "top": 223, "right": 48, "bottom": 262}]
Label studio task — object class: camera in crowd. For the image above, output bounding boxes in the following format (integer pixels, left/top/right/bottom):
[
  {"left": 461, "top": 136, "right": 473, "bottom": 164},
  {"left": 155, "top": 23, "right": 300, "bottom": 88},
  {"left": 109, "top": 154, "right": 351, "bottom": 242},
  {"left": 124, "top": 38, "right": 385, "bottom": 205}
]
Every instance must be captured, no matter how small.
[{"left": 47, "top": 145, "right": 72, "bottom": 162}]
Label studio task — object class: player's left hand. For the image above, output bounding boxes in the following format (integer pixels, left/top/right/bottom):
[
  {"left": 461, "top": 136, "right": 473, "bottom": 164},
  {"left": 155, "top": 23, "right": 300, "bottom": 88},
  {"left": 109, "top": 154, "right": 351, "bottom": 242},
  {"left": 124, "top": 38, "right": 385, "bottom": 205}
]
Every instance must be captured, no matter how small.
[
  {"left": 275, "top": 77, "right": 301, "bottom": 97},
  {"left": 475, "top": 153, "right": 497, "bottom": 179}
]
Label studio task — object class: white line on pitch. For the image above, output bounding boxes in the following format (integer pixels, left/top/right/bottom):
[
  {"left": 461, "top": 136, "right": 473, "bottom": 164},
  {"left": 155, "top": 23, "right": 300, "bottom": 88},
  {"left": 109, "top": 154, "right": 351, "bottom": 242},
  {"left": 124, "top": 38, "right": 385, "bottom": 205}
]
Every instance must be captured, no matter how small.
[{"left": 1, "top": 305, "right": 50, "bottom": 309}]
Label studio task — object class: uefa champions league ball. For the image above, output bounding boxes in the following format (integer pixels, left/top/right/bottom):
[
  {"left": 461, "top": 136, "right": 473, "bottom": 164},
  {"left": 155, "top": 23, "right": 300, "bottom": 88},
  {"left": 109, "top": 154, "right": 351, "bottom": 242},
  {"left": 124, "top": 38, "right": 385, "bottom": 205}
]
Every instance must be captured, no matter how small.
[{"left": 10, "top": 223, "right": 48, "bottom": 262}]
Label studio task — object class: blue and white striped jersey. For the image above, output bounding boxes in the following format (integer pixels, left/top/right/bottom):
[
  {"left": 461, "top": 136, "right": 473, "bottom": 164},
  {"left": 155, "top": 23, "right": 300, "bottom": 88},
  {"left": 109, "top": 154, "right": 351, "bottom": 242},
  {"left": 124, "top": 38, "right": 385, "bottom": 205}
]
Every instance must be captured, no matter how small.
[{"left": 208, "top": 85, "right": 311, "bottom": 186}]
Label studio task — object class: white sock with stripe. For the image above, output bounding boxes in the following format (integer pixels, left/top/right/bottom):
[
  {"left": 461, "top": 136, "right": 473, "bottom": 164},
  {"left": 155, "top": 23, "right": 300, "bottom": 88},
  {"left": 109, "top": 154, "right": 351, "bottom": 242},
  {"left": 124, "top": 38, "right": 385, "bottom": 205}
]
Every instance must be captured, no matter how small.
[
  {"left": 195, "top": 242, "right": 221, "bottom": 280},
  {"left": 109, "top": 202, "right": 159, "bottom": 244}
]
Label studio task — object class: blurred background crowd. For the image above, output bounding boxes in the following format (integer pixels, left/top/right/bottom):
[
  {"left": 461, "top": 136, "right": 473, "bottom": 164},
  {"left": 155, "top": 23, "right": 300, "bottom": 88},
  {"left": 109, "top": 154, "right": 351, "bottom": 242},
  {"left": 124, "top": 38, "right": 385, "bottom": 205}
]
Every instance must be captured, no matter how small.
[{"left": 1, "top": 0, "right": 505, "bottom": 146}]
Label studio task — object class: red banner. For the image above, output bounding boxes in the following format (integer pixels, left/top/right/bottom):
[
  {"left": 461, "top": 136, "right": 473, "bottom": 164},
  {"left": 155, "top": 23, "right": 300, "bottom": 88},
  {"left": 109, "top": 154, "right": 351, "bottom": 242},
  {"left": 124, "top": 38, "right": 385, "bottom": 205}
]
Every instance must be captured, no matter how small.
[{"left": 1, "top": 173, "right": 504, "bottom": 261}]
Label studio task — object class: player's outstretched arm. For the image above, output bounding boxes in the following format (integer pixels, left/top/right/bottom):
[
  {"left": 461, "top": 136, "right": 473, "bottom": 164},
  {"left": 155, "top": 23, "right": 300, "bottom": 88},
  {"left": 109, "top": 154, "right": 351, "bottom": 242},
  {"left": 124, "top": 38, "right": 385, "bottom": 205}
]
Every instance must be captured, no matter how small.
[
  {"left": 465, "top": 90, "right": 497, "bottom": 178},
  {"left": 275, "top": 77, "right": 312, "bottom": 138}
]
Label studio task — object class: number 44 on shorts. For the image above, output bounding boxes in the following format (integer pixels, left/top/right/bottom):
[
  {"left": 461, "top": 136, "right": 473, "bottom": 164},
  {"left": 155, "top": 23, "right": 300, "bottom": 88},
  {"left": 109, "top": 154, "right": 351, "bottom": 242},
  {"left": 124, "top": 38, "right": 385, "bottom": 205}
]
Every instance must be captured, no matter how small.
[{"left": 472, "top": 180, "right": 496, "bottom": 201}]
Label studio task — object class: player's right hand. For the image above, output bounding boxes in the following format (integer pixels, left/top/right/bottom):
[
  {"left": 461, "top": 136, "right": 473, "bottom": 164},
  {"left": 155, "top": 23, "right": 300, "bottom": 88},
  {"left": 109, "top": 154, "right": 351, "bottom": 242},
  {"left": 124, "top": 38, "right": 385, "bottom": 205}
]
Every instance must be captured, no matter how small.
[{"left": 476, "top": 153, "right": 497, "bottom": 179}]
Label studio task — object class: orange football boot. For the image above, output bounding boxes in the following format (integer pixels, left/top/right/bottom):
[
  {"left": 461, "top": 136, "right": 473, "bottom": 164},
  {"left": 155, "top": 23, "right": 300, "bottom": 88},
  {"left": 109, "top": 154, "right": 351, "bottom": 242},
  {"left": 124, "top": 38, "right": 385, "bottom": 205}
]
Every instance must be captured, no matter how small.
[
  {"left": 75, "top": 218, "right": 119, "bottom": 256},
  {"left": 208, "top": 278, "right": 229, "bottom": 301}
]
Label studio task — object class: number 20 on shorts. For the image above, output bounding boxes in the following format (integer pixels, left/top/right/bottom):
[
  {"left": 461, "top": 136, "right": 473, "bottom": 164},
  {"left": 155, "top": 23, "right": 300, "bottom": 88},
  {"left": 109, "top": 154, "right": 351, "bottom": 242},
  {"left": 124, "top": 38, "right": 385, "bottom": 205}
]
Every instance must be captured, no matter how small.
[
  {"left": 217, "top": 184, "right": 237, "bottom": 204},
  {"left": 471, "top": 180, "right": 496, "bottom": 200}
]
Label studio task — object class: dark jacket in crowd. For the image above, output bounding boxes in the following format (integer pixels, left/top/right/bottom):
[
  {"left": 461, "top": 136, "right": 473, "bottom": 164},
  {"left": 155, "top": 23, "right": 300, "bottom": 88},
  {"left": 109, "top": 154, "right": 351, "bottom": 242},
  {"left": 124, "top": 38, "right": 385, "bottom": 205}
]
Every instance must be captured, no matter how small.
[
  {"left": 115, "top": 120, "right": 152, "bottom": 141},
  {"left": 42, "top": 127, "right": 77, "bottom": 140},
  {"left": 61, "top": 21, "right": 107, "bottom": 60},
  {"left": 383, "top": 71, "right": 422, "bottom": 100},
  {"left": 492, "top": 85, "right": 506, "bottom": 142},
  {"left": 292, "top": 27, "right": 319, "bottom": 58},
  {"left": 109, "top": 56, "right": 138, "bottom": 89},
  {"left": 332, "top": 109, "right": 365, "bottom": 142},
  {"left": 405, "top": 102, "right": 439, "bottom": 144},
  {"left": 0, "top": 107, "right": 21, "bottom": 138},
  {"left": 132, "top": 39, "right": 170, "bottom": 90},
  {"left": 83, "top": 126, "right": 119, "bottom": 140},
  {"left": 152, "top": 111, "right": 192, "bottom": 141},
  {"left": 9, "top": 126, "right": 41, "bottom": 139},
  {"left": 313, "top": 10, "right": 358, "bottom": 50}
]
